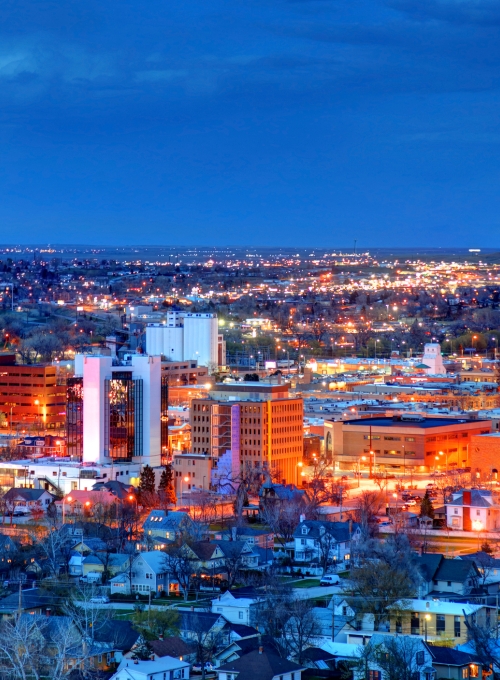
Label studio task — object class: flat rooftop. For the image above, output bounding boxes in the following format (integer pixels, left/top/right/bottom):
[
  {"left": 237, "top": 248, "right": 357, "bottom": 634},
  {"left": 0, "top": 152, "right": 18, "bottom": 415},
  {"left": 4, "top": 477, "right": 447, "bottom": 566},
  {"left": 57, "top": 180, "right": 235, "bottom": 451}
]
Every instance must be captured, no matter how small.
[{"left": 342, "top": 417, "right": 489, "bottom": 429}]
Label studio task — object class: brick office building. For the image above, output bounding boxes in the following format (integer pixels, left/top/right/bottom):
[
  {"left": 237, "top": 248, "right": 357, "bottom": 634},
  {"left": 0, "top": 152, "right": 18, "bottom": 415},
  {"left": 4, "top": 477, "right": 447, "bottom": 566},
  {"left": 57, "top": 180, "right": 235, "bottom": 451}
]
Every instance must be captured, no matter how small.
[
  {"left": 0, "top": 356, "right": 66, "bottom": 431},
  {"left": 469, "top": 432, "right": 500, "bottom": 481},
  {"left": 330, "top": 415, "right": 491, "bottom": 473},
  {"left": 190, "top": 382, "right": 303, "bottom": 485}
]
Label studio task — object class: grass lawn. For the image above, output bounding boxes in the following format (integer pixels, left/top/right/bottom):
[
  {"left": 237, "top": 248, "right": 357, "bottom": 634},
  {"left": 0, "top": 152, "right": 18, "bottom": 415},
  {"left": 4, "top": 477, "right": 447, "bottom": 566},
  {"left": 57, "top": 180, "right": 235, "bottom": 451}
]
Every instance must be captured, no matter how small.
[{"left": 291, "top": 578, "right": 321, "bottom": 588}]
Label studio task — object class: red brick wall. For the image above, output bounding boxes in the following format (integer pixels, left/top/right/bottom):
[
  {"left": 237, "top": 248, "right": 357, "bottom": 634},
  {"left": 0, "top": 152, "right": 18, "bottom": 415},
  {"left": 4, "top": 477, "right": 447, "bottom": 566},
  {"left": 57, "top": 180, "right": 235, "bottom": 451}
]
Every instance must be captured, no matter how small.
[{"left": 470, "top": 435, "right": 500, "bottom": 479}]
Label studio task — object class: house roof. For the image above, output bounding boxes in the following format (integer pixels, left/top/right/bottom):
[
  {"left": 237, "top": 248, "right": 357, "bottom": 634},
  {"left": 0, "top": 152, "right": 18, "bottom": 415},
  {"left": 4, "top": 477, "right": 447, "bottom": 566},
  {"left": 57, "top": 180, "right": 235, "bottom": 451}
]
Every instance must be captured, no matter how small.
[
  {"left": 93, "top": 620, "right": 140, "bottom": 652},
  {"left": 178, "top": 610, "right": 225, "bottom": 634},
  {"left": 3, "top": 488, "right": 53, "bottom": 502},
  {"left": 150, "top": 636, "right": 194, "bottom": 659},
  {"left": 218, "top": 649, "right": 304, "bottom": 680},
  {"left": 449, "top": 489, "right": 495, "bottom": 508},
  {"left": 0, "top": 587, "right": 53, "bottom": 613},
  {"left": 189, "top": 541, "right": 219, "bottom": 561},
  {"left": 136, "top": 551, "right": 167, "bottom": 572},
  {"left": 427, "top": 644, "right": 482, "bottom": 666},
  {"left": 143, "top": 510, "right": 192, "bottom": 531},
  {"left": 227, "top": 624, "right": 259, "bottom": 638},
  {"left": 116, "top": 657, "right": 190, "bottom": 674},
  {"left": 92, "top": 480, "right": 135, "bottom": 500},
  {"left": 293, "top": 520, "right": 359, "bottom": 542},
  {"left": 434, "top": 558, "right": 478, "bottom": 583},
  {"left": 415, "top": 554, "right": 443, "bottom": 582},
  {"left": 259, "top": 481, "right": 306, "bottom": 502}
]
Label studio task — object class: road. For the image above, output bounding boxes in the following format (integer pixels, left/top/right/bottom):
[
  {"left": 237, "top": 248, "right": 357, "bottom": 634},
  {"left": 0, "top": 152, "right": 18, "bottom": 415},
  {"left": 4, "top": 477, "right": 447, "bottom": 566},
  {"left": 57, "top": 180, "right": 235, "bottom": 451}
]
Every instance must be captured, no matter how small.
[{"left": 294, "top": 583, "right": 346, "bottom": 599}]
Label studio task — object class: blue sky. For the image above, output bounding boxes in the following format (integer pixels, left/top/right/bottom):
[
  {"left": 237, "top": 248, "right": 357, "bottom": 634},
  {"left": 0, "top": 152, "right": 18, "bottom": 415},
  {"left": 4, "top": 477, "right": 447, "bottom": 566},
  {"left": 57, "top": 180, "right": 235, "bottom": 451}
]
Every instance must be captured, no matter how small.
[{"left": 0, "top": 0, "right": 499, "bottom": 247}]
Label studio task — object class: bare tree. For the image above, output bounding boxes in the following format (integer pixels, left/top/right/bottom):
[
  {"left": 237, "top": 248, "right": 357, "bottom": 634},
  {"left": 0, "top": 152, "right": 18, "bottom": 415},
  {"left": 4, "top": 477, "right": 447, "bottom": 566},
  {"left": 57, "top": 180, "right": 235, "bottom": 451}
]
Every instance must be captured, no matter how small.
[
  {"left": 281, "top": 597, "right": 322, "bottom": 664},
  {"left": 164, "top": 545, "right": 194, "bottom": 601}
]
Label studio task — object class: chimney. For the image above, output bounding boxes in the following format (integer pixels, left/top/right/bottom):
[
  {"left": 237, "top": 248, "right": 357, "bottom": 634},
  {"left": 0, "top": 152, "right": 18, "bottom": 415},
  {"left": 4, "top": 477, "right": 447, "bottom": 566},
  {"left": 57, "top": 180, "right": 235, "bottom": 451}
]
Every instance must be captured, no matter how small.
[
  {"left": 159, "top": 633, "right": 164, "bottom": 641},
  {"left": 300, "top": 514, "right": 305, "bottom": 523},
  {"left": 191, "top": 605, "right": 194, "bottom": 611},
  {"left": 231, "top": 526, "right": 237, "bottom": 541},
  {"left": 45, "top": 608, "right": 51, "bottom": 616},
  {"left": 463, "top": 490, "right": 471, "bottom": 506}
]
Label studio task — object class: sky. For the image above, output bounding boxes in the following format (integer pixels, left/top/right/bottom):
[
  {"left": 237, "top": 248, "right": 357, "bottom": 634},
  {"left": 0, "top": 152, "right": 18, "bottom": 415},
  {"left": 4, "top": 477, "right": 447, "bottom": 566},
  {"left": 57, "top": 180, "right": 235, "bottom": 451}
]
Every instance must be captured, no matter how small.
[{"left": 0, "top": 0, "right": 499, "bottom": 248}]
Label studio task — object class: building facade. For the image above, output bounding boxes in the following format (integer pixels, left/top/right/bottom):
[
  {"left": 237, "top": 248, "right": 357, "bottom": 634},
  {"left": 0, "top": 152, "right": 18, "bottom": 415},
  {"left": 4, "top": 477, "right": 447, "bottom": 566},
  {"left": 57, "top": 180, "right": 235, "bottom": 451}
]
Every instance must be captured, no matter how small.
[
  {"left": 0, "top": 355, "right": 66, "bottom": 431},
  {"left": 146, "top": 312, "right": 223, "bottom": 367},
  {"left": 331, "top": 415, "right": 491, "bottom": 472},
  {"left": 190, "top": 382, "right": 303, "bottom": 485},
  {"left": 69, "top": 354, "right": 165, "bottom": 466}
]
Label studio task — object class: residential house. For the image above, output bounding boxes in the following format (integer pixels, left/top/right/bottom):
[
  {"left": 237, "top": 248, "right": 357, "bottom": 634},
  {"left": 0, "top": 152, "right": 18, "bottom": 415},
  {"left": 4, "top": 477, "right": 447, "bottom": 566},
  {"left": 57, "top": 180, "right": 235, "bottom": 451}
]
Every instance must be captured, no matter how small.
[
  {"left": 72, "top": 537, "right": 109, "bottom": 554},
  {"left": 352, "top": 635, "right": 434, "bottom": 680},
  {"left": 211, "top": 588, "right": 262, "bottom": 626},
  {"left": 216, "top": 649, "right": 304, "bottom": 680},
  {"left": 0, "top": 587, "right": 54, "bottom": 615},
  {"left": 94, "top": 619, "right": 142, "bottom": 664},
  {"left": 112, "top": 656, "right": 190, "bottom": 680},
  {"left": 446, "top": 489, "right": 500, "bottom": 531},
  {"left": 177, "top": 610, "right": 231, "bottom": 648},
  {"left": 83, "top": 553, "right": 131, "bottom": 578},
  {"left": 187, "top": 540, "right": 259, "bottom": 580},
  {"left": 60, "top": 489, "right": 119, "bottom": 517},
  {"left": 214, "top": 634, "right": 278, "bottom": 667},
  {"left": 92, "top": 479, "right": 135, "bottom": 500},
  {"left": 150, "top": 637, "right": 196, "bottom": 664},
  {"left": 415, "top": 553, "right": 480, "bottom": 599},
  {"left": 143, "top": 510, "right": 196, "bottom": 545},
  {"left": 2, "top": 488, "right": 54, "bottom": 510},
  {"left": 214, "top": 527, "right": 274, "bottom": 550},
  {"left": 69, "top": 554, "right": 84, "bottom": 577},
  {"left": 259, "top": 480, "right": 308, "bottom": 511},
  {"left": 427, "top": 645, "right": 484, "bottom": 679},
  {"left": 293, "top": 519, "right": 360, "bottom": 566},
  {"left": 389, "top": 599, "right": 494, "bottom": 644},
  {"left": 111, "top": 551, "right": 173, "bottom": 597}
]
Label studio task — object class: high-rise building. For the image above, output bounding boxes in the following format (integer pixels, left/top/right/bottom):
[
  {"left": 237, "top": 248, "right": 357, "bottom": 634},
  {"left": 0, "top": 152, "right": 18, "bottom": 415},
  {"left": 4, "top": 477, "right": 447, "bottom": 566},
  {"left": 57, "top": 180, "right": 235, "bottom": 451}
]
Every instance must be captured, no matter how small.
[
  {"left": 190, "top": 382, "right": 303, "bottom": 485},
  {"left": 145, "top": 312, "right": 225, "bottom": 368},
  {"left": 68, "top": 354, "right": 167, "bottom": 466}
]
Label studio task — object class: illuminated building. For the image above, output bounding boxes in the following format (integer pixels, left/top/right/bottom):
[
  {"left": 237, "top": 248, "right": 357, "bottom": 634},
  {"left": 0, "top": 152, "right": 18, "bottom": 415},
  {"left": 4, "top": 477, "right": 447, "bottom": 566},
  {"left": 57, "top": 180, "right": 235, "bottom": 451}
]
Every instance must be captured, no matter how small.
[
  {"left": 145, "top": 312, "right": 225, "bottom": 367},
  {"left": 190, "top": 381, "right": 303, "bottom": 484},
  {"left": 70, "top": 354, "right": 166, "bottom": 466},
  {"left": 0, "top": 354, "right": 66, "bottom": 431},
  {"left": 328, "top": 415, "right": 491, "bottom": 472}
]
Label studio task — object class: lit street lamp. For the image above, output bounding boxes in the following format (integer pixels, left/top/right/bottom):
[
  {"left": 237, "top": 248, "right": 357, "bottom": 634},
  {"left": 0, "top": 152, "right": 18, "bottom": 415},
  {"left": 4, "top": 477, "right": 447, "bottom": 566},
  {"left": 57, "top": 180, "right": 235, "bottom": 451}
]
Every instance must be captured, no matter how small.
[{"left": 63, "top": 495, "right": 72, "bottom": 524}]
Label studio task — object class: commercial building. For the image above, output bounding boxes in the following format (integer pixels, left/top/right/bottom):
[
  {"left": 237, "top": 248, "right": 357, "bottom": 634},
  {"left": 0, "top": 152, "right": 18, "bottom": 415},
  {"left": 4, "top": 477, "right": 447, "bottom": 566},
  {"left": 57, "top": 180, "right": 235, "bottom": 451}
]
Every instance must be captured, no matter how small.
[
  {"left": 325, "top": 414, "right": 491, "bottom": 472},
  {"left": 190, "top": 381, "right": 303, "bottom": 484},
  {"left": 67, "top": 354, "right": 167, "bottom": 466},
  {"left": 0, "top": 354, "right": 66, "bottom": 431},
  {"left": 172, "top": 452, "right": 213, "bottom": 495},
  {"left": 0, "top": 457, "right": 142, "bottom": 495},
  {"left": 145, "top": 312, "right": 225, "bottom": 368},
  {"left": 160, "top": 360, "right": 209, "bottom": 386},
  {"left": 469, "top": 431, "right": 500, "bottom": 481}
]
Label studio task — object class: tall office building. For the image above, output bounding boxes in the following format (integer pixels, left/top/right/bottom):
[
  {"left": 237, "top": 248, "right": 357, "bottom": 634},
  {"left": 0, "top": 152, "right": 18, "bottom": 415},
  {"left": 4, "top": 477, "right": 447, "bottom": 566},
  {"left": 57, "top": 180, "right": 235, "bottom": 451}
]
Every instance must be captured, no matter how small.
[
  {"left": 146, "top": 312, "right": 225, "bottom": 367},
  {"left": 190, "top": 382, "right": 303, "bottom": 485},
  {"left": 67, "top": 354, "right": 167, "bottom": 466}
]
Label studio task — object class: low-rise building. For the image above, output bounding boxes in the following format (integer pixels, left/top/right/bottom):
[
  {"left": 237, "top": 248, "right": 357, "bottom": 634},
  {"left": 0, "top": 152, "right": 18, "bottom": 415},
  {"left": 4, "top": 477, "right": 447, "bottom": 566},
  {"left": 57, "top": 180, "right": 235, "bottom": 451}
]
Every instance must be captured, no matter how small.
[
  {"left": 112, "top": 656, "right": 190, "bottom": 680},
  {"left": 446, "top": 489, "right": 500, "bottom": 531},
  {"left": 211, "top": 589, "right": 261, "bottom": 626},
  {"left": 293, "top": 519, "right": 360, "bottom": 565}
]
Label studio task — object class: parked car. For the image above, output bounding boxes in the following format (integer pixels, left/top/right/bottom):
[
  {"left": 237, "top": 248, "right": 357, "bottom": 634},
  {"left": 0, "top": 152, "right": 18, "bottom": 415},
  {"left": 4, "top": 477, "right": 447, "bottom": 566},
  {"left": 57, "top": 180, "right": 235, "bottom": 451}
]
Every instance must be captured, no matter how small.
[
  {"left": 320, "top": 574, "right": 340, "bottom": 586},
  {"left": 89, "top": 595, "right": 109, "bottom": 604},
  {"left": 406, "top": 499, "right": 418, "bottom": 506},
  {"left": 192, "top": 662, "right": 214, "bottom": 673}
]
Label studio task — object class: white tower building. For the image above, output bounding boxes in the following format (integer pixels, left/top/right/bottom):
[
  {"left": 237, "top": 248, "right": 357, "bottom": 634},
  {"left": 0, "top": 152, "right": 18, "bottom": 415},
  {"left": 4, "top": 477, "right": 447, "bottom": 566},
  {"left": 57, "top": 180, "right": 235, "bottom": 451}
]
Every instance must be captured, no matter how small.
[
  {"left": 145, "top": 312, "right": 219, "bottom": 367},
  {"left": 421, "top": 343, "right": 446, "bottom": 375},
  {"left": 77, "top": 354, "right": 162, "bottom": 466}
]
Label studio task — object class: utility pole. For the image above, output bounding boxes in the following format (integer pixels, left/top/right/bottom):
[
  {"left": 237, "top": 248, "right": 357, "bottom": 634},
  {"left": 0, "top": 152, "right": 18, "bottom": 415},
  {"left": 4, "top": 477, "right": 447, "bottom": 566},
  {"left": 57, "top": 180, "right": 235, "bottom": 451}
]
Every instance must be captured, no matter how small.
[
  {"left": 331, "top": 600, "right": 335, "bottom": 640},
  {"left": 148, "top": 587, "right": 152, "bottom": 626}
]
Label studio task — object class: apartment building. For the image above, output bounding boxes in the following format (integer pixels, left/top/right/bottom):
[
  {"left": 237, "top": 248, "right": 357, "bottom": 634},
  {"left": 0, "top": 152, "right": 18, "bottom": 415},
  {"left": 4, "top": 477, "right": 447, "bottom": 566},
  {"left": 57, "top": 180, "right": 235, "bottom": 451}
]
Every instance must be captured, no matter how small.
[
  {"left": 0, "top": 356, "right": 66, "bottom": 430},
  {"left": 190, "top": 382, "right": 303, "bottom": 485},
  {"left": 327, "top": 414, "right": 491, "bottom": 472}
]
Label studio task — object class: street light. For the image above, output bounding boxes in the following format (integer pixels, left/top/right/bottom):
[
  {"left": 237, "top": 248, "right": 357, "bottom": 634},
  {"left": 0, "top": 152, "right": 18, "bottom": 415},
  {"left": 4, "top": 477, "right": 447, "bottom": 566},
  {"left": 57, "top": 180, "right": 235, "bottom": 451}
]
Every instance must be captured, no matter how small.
[
  {"left": 472, "top": 519, "right": 483, "bottom": 549},
  {"left": 424, "top": 613, "right": 431, "bottom": 642},
  {"left": 63, "top": 495, "right": 72, "bottom": 524},
  {"left": 180, "top": 476, "right": 190, "bottom": 509},
  {"left": 438, "top": 450, "right": 448, "bottom": 472},
  {"left": 296, "top": 461, "right": 303, "bottom": 486}
]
